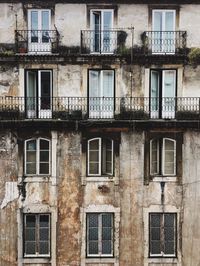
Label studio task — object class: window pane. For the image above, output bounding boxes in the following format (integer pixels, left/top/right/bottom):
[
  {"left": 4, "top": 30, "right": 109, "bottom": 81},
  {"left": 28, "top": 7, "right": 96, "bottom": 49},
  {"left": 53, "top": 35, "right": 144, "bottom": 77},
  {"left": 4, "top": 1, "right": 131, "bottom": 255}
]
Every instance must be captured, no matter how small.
[
  {"left": 103, "top": 11, "right": 112, "bottom": 30},
  {"left": 89, "top": 150, "right": 99, "bottom": 161},
  {"left": 165, "top": 151, "right": 174, "bottom": 162},
  {"left": 89, "top": 139, "right": 100, "bottom": 175},
  {"left": 164, "top": 227, "right": 174, "bottom": 241},
  {"left": 151, "top": 228, "right": 160, "bottom": 241},
  {"left": 26, "top": 228, "right": 36, "bottom": 241},
  {"left": 39, "top": 163, "right": 49, "bottom": 174},
  {"left": 165, "top": 139, "right": 174, "bottom": 150},
  {"left": 106, "top": 162, "right": 112, "bottom": 173},
  {"left": 164, "top": 241, "right": 175, "bottom": 254},
  {"left": 40, "top": 215, "right": 49, "bottom": 227},
  {"left": 42, "top": 11, "right": 50, "bottom": 31},
  {"left": 40, "top": 151, "right": 49, "bottom": 162},
  {"left": 102, "top": 227, "right": 112, "bottom": 240},
  {"left": 25, "top": 241, "right": 36, "bottom": 254},
  {"left": 102, "top": 240, "right": 112, "bottom": 254},
  {"left": 26, "top": 215, "right": 36, "bottom": 227},
  {"left": 39, "top": 241, "right": 49, "bottom": 254},
  {"left": 105, "top": 139, "right": 113, "bottom": 175},
  {"left": 151, "top": 214, "right": 161, "bottom": 227},
  {"left": 165, "top": 214, "right": 175, "bottom": 227},
  {"left": 88, "top": 214, "right": 98, "bottom": 227},
  {"left": 89, "top": 139, "right": 99, "bottom": 150},
  {"left": 89, "top": 162, "right": 99, "bottom": 175},
  {"left": 40, "top": 139, "right": 49, "bottom": 150},
  {"left": 31, "top": 11, "right": 38, "bottom": 30},
  {"left": 27, "top": 140, "right": 36, "bottom": 151},
  {"left": 27, "top": 151, "right": 36, "bottom": 162},
  {"left": 164, "top": 139, "right": 175, "bottom": 175},
  {"left": 89, "top": 228, "right": 98, "bottom": 241},
  {"left": 151, "top": 241, "right": 161, "bottom": 254},
  {"left": 26, "top": 163, "right": 36, "bottom": 174},
  {"left": 40, "top": 228, "right": 49, "bottom": 241},
  {"left": 164, "top": 163, "right": 174, "bottom": 175},
  {"left": 150, "top": 214, "right": 162, "bottom": 255},
  {"left": 151, "top": 140, "right": 158, "bottom": 174},
  {"left": 102, "top": 214, "right": 112, "bottom": 227},
  {"left": 89, "top": 241, "right": 98, "bottom": 254}
]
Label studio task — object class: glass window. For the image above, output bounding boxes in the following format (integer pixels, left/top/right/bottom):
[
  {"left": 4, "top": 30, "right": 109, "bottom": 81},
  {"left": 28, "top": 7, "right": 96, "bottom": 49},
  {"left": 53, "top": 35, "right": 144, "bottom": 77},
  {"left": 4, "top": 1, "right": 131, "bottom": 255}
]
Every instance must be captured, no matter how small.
[
  {"left": 88, "top": 138, "right": 114, "bottom": 176},
  {"left": 149, "top": 213, "right": 176, "bottom": 257},
  {"left": 25, "top": 138, "right": 50, "bottom": 175},
  {"left": 150, "top": 138, "right": 176, "bottom": 176},
  {"left": 87, "top": 213, "right": 113, "bottom": 257},
  {"left": 24, "top": 214, "right": 50, "bottom": 257}
]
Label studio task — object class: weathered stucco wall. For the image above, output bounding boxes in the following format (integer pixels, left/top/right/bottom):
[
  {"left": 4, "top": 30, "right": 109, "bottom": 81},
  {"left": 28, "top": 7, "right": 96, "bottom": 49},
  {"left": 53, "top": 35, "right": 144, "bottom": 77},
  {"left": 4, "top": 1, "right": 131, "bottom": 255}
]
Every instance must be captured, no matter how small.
[
  {"left": 0, "top": 66, "right": 19, "bottom": 96},
  {"left": 55, "top": 4, "right": 86, "bottom": 47},
  {"left": 0, "top": 3, "right": 23, "bottom": 44},
  {"left": 182, "top": 131, "right": 200, "bottom": 266},
  {"left": 57, "top": 132, "right": 83, "bottom": 266},
  {"left": 0, "top": 132, "right": 18, "bottom": 266}
]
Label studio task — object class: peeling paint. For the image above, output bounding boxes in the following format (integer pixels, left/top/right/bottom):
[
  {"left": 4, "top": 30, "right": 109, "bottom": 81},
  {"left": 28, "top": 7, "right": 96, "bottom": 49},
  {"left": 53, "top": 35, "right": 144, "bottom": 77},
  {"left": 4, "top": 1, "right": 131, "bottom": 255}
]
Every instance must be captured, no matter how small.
[{"left": 1, "top": 181, "right": 18, "bottom": 209}]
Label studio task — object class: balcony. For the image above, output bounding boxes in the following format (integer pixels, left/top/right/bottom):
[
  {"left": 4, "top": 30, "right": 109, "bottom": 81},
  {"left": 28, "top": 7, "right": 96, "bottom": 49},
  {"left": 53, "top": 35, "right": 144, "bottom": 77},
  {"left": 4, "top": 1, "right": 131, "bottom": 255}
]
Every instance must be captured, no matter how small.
[
  {"left": 15, "top": 30, "right": 60, "bottom": 54},
  {"left": 142, "top": 31, "right": 187, "bottom": 54},
  {"left": 0, "top": 96, "right": 199, "bottom": 121},
  {"left": 81, "top": 30, "right": 128, "bottom": 54}
]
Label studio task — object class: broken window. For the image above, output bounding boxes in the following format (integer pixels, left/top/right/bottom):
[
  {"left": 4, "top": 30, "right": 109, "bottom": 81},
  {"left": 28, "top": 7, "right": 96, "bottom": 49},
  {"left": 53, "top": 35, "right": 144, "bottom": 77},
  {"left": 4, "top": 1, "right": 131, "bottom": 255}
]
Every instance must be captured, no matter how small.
[
  {"left": 24, "top": 214, "right": 50, "bottom": 257},
  {"left": 87, "top": 213, "right": 114, "bottom": 257},
  {"left": 25, "top": 138, "right": 50, "bottom": 175},
  {"left": 87, "top": 138, "right": 114, "bottom": 176},
  {"left": 149, "top": 213, "right": 177, "bottom": 257}
]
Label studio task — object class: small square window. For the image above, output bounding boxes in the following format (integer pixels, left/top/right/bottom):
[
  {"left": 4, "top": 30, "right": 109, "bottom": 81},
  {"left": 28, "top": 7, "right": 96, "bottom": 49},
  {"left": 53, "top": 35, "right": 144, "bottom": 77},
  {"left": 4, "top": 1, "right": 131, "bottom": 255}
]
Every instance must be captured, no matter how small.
[
  {"left": 149, "top": 213, "right": 177, "bottom": 257},
  {"left": 87, "top": 213, "right": 114, "bottom": 257},
  {"left": 24, "top": 214, "right": 50, "bottom": 257}
]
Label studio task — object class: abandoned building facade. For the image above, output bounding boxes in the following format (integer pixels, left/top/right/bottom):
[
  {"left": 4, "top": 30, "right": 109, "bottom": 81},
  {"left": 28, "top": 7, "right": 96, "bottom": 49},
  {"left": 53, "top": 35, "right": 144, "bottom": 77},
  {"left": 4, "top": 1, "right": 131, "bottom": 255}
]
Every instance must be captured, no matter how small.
[{"left": 0, "top": 0, "right": 200, "bottom": 265}]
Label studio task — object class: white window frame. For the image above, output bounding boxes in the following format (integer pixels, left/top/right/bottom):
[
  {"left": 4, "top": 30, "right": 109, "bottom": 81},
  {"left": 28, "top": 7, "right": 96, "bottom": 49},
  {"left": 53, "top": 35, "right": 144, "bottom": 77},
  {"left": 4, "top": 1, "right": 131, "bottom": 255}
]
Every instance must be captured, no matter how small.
[
  {"left": 26, "top": 69, "right": 52, "bottom": 119},
  {"left": 152, "top": 10, "right": 176, "bottom": 54},
  {"left": 86, "top": 212, "right": 114, "bottom": 257},
  {"left": 90, "top": 9, "right": 114, "bottom": 31},
  {"left": 87, "top": 137, "right": 114, "bottom": 176},
  {"left": 28, "top": 9, "right": 51, "bottom": 32},
  {"left": 89, "top": 70, "right": 115, "bottom": 119},
  {"left": 152, "top": 10, "right": 176, "bottom": 32},
  {"left": 24, "top": 213, "right": 51, "bottom": 257},
  {"left": 150, "top": 138, "right": 176, "bottom": 176},
  {"left": 90, "top": 9, "right": 114, "bottom": 54},
  {"left": 25, "top": 138, "right": 51, "bottom": 176},
  {"left": 150, "top": 139, "right": 159, "bottom": 175},
  {"left": 162, "top": 138, "right": 176, "bottom": 176},
  {"left": 149, "top": 212, "right": 177, "bottom": 258}
]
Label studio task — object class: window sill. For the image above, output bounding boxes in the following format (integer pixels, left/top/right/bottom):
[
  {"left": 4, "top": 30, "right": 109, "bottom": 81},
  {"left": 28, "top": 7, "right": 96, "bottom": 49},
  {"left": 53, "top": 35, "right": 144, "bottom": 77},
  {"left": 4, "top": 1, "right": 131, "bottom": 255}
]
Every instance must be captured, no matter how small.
[
  {"left": 151, "top": 176, "right": 177, "bottom": 182},
  {"left": 24, "top": 175, "right": 51, "bottom": 183},
  {"left": 86, "top": 176, "right": 114, "bottom": 182},
  {"left": 23, "top": 257, "right": 51, "bottom": 264},
  {"left": 147, "top": 257, "right": 178, "bottom": 263},
  {"left": 85, "top": 257, "right": 116, "bottom": 264}
]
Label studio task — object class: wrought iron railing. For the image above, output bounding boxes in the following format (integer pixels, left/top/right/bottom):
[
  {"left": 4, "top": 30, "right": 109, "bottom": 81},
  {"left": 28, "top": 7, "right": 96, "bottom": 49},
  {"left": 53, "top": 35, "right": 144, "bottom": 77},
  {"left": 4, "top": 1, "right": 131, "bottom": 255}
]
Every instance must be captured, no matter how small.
[
  {"left": 81, "top": 30, "right": 128, "bottom": 54},
  {"left": 0, "top": 96, "right": 199, "bottom": 120},
  {"left": 142, "top": 31, "right": 187, "bottom": 54},
  {"left": 15, "top": 30, "right": 60, "bottom": 54}
]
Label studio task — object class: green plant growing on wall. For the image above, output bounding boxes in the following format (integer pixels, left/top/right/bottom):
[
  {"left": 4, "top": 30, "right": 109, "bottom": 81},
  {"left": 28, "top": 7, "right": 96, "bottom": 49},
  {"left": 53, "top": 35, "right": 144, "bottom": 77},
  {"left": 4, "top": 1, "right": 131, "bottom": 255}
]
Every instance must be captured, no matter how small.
[{"left": 188, "top": 48, "right": 200, "bottom": 65}]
